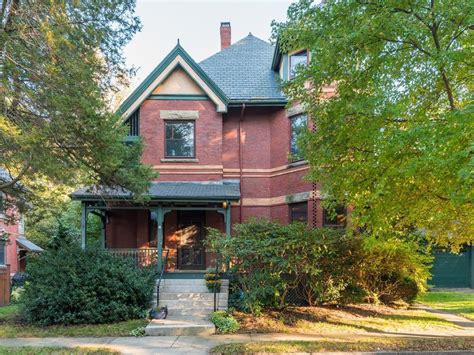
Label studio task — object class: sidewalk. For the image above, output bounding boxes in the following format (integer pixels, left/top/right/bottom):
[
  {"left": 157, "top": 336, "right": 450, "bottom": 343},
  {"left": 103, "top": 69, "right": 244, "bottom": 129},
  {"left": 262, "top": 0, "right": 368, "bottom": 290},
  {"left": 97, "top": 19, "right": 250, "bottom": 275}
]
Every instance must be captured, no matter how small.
[
  {"left": 1, "top": 330, "right": 474, "bottom": 355},
  {"left": 0, "top": 306, "right": 472, "bottom": 354}
]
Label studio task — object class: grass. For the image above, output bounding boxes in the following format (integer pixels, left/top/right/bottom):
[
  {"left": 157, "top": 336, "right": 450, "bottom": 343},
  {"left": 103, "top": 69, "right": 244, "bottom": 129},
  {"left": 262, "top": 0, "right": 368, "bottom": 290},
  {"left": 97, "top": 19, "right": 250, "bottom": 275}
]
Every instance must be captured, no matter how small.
[
  {"left": 0, "top": 305, "right": 149, "bottom": 337},
  {"left": 234, "top": 303, "right": 459, "bottom": 335},
  {"left": 417, "top": 291, "right": 474, "bottom": 320},
  {"left": 211, "top": 336, "right": 474, "bottom": 354},
  {"left": 0, "top": 346, "right": 118, "bottom": 354}
]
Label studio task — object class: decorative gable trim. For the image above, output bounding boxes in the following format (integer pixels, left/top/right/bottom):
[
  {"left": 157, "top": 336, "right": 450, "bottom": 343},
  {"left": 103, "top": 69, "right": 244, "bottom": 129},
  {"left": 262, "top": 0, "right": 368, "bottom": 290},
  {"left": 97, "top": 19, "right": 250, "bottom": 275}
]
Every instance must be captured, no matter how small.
[{"left": 118, "top": 45, "right": 228, "bottom": 118}]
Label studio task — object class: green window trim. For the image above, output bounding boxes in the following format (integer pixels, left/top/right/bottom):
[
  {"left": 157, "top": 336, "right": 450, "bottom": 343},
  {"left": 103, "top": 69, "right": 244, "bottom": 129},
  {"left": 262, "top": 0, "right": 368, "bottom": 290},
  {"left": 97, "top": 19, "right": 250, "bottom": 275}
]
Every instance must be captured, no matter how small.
[
  {"left": 289, "top": 201, "right": 308, "bottom": 223},
  {"left": 165, "top": 120, "right": 196, "bottom": 158},
  {"left": 289, "top": 113, "right": 307, "bottom": 162},
  {"left": 323, "top": 205, "right": 347, "bottom": 228}
]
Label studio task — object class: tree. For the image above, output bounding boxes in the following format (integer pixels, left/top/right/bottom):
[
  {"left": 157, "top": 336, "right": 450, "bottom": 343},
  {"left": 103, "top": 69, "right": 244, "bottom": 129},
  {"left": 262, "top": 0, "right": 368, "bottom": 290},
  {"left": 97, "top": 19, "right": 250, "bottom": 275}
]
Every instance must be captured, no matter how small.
[
  {"left": 274, "top": 0, "right": 473, "bottom": 250},
  {"left": 26, "top": 200, "right": 102, "bottom": 248},
  {"left": 0, "top": 0, "right": 155, "bottom": 213}
]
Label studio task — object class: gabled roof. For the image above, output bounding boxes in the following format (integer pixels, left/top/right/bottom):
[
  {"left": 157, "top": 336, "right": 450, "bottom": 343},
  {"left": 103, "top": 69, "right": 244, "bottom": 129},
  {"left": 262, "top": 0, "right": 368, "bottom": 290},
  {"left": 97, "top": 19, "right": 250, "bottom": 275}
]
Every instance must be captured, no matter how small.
[
  {"left": 71, "top": 180, "right": 241, "bottom": 202},
  {"left": 17, "top": 238, "right": 44, "bottom": 253},
  {"left": 200, "top": 34, "right": 287, "bottom": 105},
  {"left": 118, "top": 44, "right": 228, "bottom": 117}
]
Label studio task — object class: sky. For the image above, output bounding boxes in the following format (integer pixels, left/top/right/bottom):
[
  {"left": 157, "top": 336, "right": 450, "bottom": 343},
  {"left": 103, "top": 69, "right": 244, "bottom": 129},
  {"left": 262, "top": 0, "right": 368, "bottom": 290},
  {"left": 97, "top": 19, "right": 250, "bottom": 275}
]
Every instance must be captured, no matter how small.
[{"left": 123, "top": 0, "right": 293, "bottom": 90}]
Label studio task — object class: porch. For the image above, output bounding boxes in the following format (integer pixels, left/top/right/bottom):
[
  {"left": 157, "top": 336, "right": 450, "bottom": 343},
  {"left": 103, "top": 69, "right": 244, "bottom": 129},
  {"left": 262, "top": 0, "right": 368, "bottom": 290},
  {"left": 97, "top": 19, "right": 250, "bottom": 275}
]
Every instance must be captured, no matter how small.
[{"left": 71, "top": 180, "right": 240, "bottom": 274}]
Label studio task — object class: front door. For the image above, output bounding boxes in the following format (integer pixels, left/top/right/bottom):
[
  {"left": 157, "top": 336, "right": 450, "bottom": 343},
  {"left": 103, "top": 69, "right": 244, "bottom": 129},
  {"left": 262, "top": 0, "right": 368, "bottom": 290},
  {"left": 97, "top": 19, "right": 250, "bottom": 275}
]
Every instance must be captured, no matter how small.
[{"left": 177, "top": 210, "right": 206, "bottom": 270}]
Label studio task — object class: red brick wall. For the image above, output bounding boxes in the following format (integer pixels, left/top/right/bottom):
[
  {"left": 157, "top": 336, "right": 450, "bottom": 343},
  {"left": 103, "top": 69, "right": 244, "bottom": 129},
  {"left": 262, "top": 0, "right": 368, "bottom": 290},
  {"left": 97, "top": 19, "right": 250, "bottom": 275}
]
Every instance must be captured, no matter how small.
[
  {"left": 105, "top": 98, "right": 318, "bottom": 255},
  {"left": 1, "top": 207, "right": 21, "bottom": 274},
  {"left": 140, "top": 99, "right": 223, "bottom": 181}
]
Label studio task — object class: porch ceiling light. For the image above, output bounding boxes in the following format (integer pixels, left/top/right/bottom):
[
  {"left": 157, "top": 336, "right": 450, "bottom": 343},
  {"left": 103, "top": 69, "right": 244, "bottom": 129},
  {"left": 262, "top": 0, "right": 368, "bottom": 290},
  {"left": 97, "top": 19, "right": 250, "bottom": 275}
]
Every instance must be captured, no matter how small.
[{"left": 222, "top": 201, "right": 228, "bottom": 209}]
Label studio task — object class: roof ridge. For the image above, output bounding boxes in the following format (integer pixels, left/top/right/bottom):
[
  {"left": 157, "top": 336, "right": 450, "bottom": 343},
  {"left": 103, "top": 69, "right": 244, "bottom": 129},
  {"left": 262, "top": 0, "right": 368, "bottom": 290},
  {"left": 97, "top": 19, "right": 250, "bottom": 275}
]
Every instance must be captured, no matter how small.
[{"left": 200, "top": 34, "right": 273, "bottom": 64}]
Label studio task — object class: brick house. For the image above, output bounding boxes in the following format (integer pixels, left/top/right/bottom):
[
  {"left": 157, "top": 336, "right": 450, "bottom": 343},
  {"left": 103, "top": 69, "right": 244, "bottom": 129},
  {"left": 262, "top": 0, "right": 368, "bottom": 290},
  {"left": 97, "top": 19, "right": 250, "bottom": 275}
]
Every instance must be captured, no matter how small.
[
  {"left": 70, "top": 23, "right": 348, "bottom": 274},
  {"left": 0, "top": 169, "right": 43, "bottom": 278}
]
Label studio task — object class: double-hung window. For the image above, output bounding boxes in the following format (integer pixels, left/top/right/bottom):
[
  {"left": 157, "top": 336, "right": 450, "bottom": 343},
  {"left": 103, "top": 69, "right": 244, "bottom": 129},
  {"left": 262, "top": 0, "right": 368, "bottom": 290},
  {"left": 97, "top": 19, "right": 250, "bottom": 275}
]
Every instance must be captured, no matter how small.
[
  {"left": 290, "top": 114, "right": 307, "bottom": 161},
  {"left": 165, "top": 121, "right": 195, "bottom": 158},
  {"left": 290, "top": 202, "right": 308, "bottom": 223},
  {"left": 323, "top": 205, "right": 347, "bottom": 228}
]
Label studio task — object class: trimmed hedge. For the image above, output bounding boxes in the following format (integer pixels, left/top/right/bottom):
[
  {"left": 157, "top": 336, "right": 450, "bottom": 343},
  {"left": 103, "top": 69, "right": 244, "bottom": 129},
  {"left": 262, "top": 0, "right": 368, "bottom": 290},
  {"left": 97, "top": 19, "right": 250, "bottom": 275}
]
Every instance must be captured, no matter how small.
[{"left": 19, "top": 243, "right": 156, "bottom": 326}]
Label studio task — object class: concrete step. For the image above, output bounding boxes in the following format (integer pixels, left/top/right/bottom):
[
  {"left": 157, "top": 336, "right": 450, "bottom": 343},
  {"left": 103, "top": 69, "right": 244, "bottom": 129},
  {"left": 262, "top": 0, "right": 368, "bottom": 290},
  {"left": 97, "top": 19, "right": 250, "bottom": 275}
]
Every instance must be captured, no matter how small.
[
  {"left": 159, "top": 292, "right": 228, "bottom": 301},
  {"left": 145, "top": 317, "right": 215, "bottom": 336},
  {"left": 159, "top": 279, "right": 229, "bottom": 285},
  {"left": 159, "top": 285, "right": 228, "bottom": 293},
  {"left": 167, "top": 308, "right": 220, "bottom": 317},
  {"left": 159, "top": 299, "right": 228, "bottom": 309}
]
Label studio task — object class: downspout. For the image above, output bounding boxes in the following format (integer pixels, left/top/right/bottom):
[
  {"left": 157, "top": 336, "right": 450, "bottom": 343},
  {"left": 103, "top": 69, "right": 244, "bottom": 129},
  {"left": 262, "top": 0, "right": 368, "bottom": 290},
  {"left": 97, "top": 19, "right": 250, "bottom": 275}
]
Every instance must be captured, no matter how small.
[{"left": 238, "top": 104, "right": 246, "bottom": 223}]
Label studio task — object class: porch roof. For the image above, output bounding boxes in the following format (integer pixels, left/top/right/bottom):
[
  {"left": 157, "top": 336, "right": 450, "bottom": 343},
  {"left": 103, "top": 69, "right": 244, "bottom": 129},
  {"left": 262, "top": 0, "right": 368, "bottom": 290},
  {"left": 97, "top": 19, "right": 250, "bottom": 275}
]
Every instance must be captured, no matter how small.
[
  {"left": 71, "top": 180, "right": 240, "bottom": 202},
  {"left": 17, "top": 237, "right": 44, "bottom": 253}
]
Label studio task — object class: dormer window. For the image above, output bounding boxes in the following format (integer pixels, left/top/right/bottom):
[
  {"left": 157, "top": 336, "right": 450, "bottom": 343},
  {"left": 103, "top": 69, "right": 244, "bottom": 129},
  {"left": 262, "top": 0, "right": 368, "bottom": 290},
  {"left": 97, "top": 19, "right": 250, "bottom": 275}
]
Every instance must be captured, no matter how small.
[{"left": 289, "top": 50, "right": 308, "bottom": 79}]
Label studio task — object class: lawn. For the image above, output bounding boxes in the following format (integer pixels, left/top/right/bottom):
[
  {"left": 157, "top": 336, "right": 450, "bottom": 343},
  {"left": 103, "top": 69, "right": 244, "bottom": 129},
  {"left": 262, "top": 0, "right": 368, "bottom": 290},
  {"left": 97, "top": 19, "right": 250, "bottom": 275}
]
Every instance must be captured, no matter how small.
[
  {"left": 417, "top": 291, "right": 474, "bottom": 320},
  {"left": 211, "top": 336, "right": 474, "bottom": 354},
  {"left": 0, "top": 305, "right": 148, "bottom": 337},
  {"left": 0, "top": 347, "right": 118, "bottom": 354},
  {"left": 233, "top": 303, "right": 459, "bottom": 335}
]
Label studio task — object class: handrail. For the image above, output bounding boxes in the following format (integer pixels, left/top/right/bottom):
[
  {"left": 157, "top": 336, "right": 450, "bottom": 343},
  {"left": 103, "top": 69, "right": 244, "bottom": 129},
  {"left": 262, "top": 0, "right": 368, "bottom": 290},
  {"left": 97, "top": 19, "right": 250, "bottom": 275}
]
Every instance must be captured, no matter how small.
[
  {"left": 213, "top": 253, "right": 220, "bottom": 312},
  {"left": 156, "top": 249, "right": 170, "bottom": 309}
]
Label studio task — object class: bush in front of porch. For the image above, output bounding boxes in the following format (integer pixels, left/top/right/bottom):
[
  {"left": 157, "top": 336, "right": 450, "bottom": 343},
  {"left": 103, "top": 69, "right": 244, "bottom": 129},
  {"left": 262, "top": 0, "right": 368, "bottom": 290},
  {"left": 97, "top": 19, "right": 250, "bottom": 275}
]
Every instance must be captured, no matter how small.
[
  {"left": 207, "top": 218, "right": 431, "bottom": 314},
  {"left": 18, "top": 242, "right": 156, "bottom": 326}
]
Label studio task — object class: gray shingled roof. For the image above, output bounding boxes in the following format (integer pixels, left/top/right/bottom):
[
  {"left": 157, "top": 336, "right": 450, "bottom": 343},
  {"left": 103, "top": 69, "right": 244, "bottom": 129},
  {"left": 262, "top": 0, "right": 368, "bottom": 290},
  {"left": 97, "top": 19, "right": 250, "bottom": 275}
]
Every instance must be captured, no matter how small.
[
  {"left": 17, "top": 238, "right": 44, "bottom": 253},
  {"left": 200, "top": 34, "right": 287, "bottom": 104},
  {"left": 71, "top": 180, "right": 240, "bottom": 201}
]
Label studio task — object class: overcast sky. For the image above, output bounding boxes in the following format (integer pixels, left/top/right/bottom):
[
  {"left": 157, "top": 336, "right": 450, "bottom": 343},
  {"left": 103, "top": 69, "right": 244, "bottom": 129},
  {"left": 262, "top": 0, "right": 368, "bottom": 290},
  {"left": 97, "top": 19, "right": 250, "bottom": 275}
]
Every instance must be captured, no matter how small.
[{"left": 123, "top": 0, "right": 293, "bottom": 90}]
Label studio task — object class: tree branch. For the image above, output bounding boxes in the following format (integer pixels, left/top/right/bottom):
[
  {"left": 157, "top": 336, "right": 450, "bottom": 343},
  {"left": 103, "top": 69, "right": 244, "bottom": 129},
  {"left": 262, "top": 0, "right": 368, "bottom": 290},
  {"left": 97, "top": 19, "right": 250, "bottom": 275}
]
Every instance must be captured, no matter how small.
[{"left": 0, "top": 152, "right": 32, "bottom": 190}]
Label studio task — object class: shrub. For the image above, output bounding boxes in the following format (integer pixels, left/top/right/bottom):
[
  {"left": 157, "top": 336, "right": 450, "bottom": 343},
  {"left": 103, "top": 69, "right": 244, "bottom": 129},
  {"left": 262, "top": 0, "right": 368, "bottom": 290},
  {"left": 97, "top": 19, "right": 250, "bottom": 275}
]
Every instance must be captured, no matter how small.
[
  {"left": 204, "top": 270, "right": 222, "bottom": 292},
  {"left": 208, "top": 219, "right": 342, "bottom": 312},
  {"left": 357, "top": 236, "right": 430, "bottom": 304},
  {"left": 208, "top": 218, "right": 430, "bottom": 311},
  {"left": 129, "top": 326, "right": 146, "bottom": 337},
  {"left": 210, "top": 311, "right": 240, "bottom": 334},
  {"left": 19, "top": 243, "right": 156, "bottom": 326}
]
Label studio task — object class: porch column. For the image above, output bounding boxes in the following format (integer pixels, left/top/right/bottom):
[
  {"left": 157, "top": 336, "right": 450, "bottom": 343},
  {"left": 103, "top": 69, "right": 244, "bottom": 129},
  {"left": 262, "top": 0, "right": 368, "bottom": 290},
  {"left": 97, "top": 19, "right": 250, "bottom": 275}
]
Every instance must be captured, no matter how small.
[
  {"left": 156, "top": 206, "right": 164, "bottom": 272},
  {"left": 80, "top": 202, "right": 87, "bottom": 250},
  {"left": 225, "top": 203, "right": 231, "bottom": 271}
]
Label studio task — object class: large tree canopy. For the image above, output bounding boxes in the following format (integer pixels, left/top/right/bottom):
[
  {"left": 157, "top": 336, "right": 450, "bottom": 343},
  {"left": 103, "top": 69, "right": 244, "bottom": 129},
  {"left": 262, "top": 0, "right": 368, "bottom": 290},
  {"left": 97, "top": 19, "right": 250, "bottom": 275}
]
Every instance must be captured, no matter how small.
[
  {"left": 275, "top": 0, "right": 473, "bottom": 249},
  {"left": 0, "top": 0, "right": 154, "bottom": 211}
]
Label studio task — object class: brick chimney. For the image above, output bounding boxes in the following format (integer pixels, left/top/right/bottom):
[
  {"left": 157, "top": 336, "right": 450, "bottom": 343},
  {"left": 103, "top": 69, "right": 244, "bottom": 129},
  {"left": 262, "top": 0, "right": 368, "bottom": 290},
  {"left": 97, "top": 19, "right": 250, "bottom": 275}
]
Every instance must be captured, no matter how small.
[{"left": 220, "top": 22, "right": 231, "bottom": 50}]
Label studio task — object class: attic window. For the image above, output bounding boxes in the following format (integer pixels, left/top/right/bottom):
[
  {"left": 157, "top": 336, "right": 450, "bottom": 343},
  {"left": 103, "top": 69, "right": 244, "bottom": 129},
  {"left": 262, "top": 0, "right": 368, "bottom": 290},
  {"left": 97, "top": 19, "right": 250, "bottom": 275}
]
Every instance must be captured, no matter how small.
[
  {"left": 125, "top": 109, "right": 140, "bottom": 136},
  {"left": 289, "top": 50, "right": 308, "bottom": 79}
]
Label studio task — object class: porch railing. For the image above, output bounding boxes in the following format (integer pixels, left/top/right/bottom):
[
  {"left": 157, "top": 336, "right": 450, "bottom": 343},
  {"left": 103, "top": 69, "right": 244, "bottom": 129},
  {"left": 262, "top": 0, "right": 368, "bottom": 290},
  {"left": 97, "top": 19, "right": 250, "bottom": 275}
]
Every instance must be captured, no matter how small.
[{"left": 107, "top": 248, "right": 158, "bottom": 268}]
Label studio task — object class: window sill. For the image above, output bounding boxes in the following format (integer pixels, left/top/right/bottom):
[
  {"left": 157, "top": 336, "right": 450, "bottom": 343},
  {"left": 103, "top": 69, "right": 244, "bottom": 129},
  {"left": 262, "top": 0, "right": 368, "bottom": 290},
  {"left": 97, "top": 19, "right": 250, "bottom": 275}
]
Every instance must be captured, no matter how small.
[
  {"left": 287, "top": 160, "right": 308, "bottom": 168},
  {"left": 161, "top": 158, "right": 199, "bottom": 163}
]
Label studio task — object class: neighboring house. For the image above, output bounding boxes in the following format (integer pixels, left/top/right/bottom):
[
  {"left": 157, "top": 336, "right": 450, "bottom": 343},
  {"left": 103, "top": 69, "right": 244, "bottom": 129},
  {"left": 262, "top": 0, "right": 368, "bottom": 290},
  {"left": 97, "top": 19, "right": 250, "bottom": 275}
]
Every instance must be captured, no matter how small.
[
  {"left": 0, "top": 170, "right": 43, "bottom": 278},
  {"left": 71, "top": 23, "right": 471, "bottom": 288}
]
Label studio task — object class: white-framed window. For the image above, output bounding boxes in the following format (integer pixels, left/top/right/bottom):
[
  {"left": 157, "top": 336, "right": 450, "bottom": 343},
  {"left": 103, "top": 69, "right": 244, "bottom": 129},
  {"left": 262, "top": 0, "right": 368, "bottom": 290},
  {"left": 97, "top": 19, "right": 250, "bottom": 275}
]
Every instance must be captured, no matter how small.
[{"left": 289, "top": 49, "right": 308, "bottom": 79}]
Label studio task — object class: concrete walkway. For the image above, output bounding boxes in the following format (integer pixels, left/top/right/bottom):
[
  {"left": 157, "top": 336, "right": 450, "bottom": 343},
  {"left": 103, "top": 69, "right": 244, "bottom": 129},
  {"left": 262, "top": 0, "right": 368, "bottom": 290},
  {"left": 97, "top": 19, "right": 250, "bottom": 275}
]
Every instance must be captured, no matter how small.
[
  {"left": 1, "top": 330, "right": 474, "bottom": 355},
  {"left": 413, "top": 303, "right": 474, "bottom": 329},
  {"left": 0, "top": 305, "right": 473, "bottom": 354}
]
